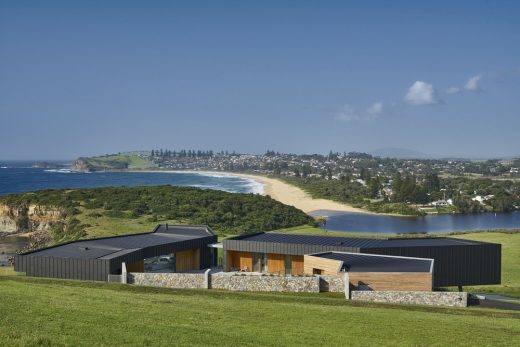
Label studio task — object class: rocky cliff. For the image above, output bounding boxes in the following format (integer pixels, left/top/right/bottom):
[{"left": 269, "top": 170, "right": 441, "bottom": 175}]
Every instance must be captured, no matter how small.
[
  {"left": 0, "top": 203, "right": 64, "bottom": 233},
  {"left": 70, "top": 159, "right": 91, "bottom": 172}
]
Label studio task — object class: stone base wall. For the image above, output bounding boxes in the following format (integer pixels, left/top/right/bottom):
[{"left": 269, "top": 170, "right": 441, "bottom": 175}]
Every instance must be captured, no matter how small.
[
  {"left": 128, "top": 272, "right": 206, "bottom": 289},
  {"left": 319, "top": 276, "right": 345, "bottom": 293},
  {"left": 107, "top": 274, "right": 122, "bottom": 283},
  {"left": 211, "top": 273, "right": 320, "bottom": 293},
  {"left": 126, "top": 272, "right": 466, "bottom": 307},
  {"left": 351, "top": 290, "right": 467, "bottom": 307}
]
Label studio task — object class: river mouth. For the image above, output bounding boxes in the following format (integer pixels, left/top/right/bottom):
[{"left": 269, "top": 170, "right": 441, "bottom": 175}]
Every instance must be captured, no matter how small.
[
  {"left": 310, "top": 210, "right": 520, "bottom": 234},
  {"left": 0, "top": 234, "right": 29, "bottom": 266}
]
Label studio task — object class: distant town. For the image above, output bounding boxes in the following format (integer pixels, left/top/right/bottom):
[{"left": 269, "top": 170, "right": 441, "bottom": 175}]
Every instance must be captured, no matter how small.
[{"left": 69, "top": 150, "right": 520, "bottom": 216}]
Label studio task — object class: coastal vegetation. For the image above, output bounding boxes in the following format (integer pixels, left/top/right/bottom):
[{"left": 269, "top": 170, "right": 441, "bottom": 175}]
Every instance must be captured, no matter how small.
[
  {"left": 280, "top": 173, "right": 520, "bottom": 216},
  {"left": 0, "top": 186, "right": 315, "bottom": 243},
  {"left": 0, "top": 272, "right": 518, "bottom": 346}
]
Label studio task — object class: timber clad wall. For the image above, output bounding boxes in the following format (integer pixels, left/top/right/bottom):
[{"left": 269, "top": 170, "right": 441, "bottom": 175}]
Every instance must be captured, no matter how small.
[
  {"left": 303, "top": 255, "right": 342, "bottom": 276},
  {"left": 348, "top": 272, "right": 432, "bottom": 291},
  {"left": 225, "top": 251, "right": 305, "bottom": 276},
  {"left": 291, "top": 256, "right": 304, "bottom": 275},
  {"left": 176, "top": 248, "right": 201, "bottom": 272},
  {"left": 225, "top": 251, "right": 253, "bottom": 272},
  {"left": 267, "top": 254, "right": 285, "bottom": 274},
  {"left": 303, "top": 255, "right": 433, "bottom": 291}
]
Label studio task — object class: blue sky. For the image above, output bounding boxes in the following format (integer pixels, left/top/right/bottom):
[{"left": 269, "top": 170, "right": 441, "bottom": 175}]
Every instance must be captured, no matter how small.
[{"left": 1, "top": 1, "right": 519, "bottom": 159}]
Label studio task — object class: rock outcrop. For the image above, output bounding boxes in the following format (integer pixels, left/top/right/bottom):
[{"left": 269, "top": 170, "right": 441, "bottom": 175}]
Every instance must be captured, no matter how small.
[
  {"left": 0, "top": 203, "right": 64, "bottom": 234},
  {"left": 70, "top": 159, "right": 91, "bottom": 172}
]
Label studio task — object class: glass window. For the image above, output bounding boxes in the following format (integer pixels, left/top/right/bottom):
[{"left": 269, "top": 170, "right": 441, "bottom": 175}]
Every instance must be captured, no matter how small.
[
  {"left": 284, "top": 255, "right": 292, "bottom": 275},
  {"left": 253, "top": 253, "right": 261, "bottom": 272}
]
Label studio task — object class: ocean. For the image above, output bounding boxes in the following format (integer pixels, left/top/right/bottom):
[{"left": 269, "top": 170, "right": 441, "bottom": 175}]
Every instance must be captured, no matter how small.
[
  {"left": 0, "top": 162, "right": 263, "bottom": 196},
  {"left": 1, "top": 161, "right": 519, "bottom": 234}
]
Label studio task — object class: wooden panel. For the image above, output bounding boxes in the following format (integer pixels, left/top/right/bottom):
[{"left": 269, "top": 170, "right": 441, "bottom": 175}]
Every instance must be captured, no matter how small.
[
  {"left": 303, "top": 255, "right": 342, "bottom": 276},
  {"left": 176, "top": 249, "right": 200, "bottom": 272},
  {"left": 291, "top": 255, "right": 304, "bottom": 276},
  {"left": 238, "top": 252, "right": 253, "bottom": 272},
  {"left": 225, "top": 251, "right": 235, "bottom": 271},
  {"left": 348, "top": 272, "right": 433, "bottom": 291},
  {"left": 267, "top": 254, "right": 285, "bottom": 275},
  {"left": 226, "top": 251, "right": 254, "bottom": 272},
  {"left": 126, "top": 260, "right": 144, "bottom": 272}
]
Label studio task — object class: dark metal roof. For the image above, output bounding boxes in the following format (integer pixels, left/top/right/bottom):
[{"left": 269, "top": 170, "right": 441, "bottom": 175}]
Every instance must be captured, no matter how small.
[
  {"left": 22, "top": 224, "right": 214, "bottom": 260},
  {"left": 230, "top": 232, "right": 486, "bottom": 248},
  {"left": 313, "top": 252, "right": 433, "bottom": 273}
]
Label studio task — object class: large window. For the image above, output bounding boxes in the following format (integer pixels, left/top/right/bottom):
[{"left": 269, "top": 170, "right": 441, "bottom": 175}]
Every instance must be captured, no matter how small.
[
  {"left": 252, "top": 253, "right": 260, "bottom": 272},
  {"left": 284, "top": 255, "right": 292, "bottom": 275}
]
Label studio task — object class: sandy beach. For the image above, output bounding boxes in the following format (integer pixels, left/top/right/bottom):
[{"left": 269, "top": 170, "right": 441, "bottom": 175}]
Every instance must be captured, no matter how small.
[{"left": 156, "top": 170, "right": 372, "bottom": 214}]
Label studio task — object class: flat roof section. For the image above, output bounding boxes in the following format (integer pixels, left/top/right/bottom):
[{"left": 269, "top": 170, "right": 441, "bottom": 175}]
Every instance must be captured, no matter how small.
[
  {"left": 311, "top": 252, "right": 434, "bottom": 273},
  {"left": 22, "top": 224, "right": 215, "bottom": 260},
  {"left": 230, "top": 232, "right": 488, "bottom": 248}
]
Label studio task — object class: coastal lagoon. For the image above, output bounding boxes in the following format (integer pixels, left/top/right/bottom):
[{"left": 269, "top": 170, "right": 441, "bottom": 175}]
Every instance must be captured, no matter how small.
[{"left": 310, "top": 210, "right": 520, "bottom": 234}]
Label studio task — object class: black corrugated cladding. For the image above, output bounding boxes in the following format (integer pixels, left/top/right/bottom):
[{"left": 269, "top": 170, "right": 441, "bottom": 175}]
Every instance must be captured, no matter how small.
[
  {"left": 14, "top": 255, "right": 110, "bottom": 281},
  {"left": 363, "top": 243, "right": 501, "bottom": 287},
  {"left": 222, "top": 234, "right": 502, "bottom": 287},
  {"left": 14, "top": 227, "right": 217, "bottom": 282},
  {"left": 223, "top": 239, "right": 361, "bottom": 255}
]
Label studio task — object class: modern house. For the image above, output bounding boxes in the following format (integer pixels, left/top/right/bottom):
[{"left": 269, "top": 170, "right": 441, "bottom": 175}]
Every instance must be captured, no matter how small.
[
  {"left": 222, "top": 232, "right": 501, "bottom": 290},
  {"left": 14, "top": 224, "right": 217, "bottom": 281},
  {"left": 14, "top": 224, "right": 501, "bottom": 293}
]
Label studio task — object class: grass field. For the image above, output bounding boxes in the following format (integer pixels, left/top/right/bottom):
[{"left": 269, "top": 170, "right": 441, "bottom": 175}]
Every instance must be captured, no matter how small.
[
  {"left": 83, "top": 153, "right": 154, "bottom": 171},
  {"left": 0, "top": 272, "right": 518, "bottom": 347}
]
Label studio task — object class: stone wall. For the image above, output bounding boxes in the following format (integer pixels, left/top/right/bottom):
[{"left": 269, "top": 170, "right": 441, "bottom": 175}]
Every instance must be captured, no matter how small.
[
  {"left": 351, "top": 290, "right": 468, "bottom": 307},
  {"left": 128, "top": 272, "right": 206, "bottom": 289},
  {"left": 319, "top": 275, "right": 345, "bottom": 293},
  {"left": 211, "top": 273, "right": 320, "bottom": 293}
]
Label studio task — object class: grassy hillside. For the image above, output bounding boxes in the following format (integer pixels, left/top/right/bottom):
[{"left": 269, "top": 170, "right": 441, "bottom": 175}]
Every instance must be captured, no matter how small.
[
  {"left": 277, "top": 226, "right": 520, "bottom": 298},
  {"left": 75, "top": 152, "right": 154, "bottom": 171},
  {"left": 454, "top": 231, "right": 520, "bottom": 298},
  {"left": 0, "top": 273, "right": 518, "bottom": 347},
  {"left": 0, "top": 186, "right": 315, "bottom": 241}
]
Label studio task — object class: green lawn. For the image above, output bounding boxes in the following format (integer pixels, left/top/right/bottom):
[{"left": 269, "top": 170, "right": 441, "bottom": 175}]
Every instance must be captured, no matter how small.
[
  {"left": 0, "top": 274, "right": 518, "bottom": 347},
  {"left": 453, "top": 231, "right": 520, "bottom": 298},
  {"left": 84, "top": 153, "right": 154, "bottom": 170}
]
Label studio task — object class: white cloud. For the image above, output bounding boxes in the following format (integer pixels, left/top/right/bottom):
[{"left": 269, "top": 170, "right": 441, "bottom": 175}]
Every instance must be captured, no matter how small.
[
  {"left": 446, "top": 86, "right": 461, "bottom": 94},
  {"left": 404, "top": 81, "right": 440, "bottom": 105},
  {"left": 464, "top": 74, "right": 482, "bottom": 91},
  {"left": 334, "top": 104, "right": 360, "bottom": 122},
  {"left": 366, "top": 102, "right": 383, "bottom": 115}
]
